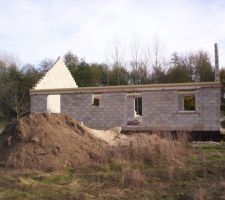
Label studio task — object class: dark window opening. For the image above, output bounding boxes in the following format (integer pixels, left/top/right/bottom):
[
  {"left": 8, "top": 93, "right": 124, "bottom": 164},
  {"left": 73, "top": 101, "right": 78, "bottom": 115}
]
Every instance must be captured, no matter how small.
[
  {"left": 92, "top": 94, "right": 101, "bottom": 106},
  {"left": 183, "top": 95, "right": 195, "bottom": 111},
  {"left": 93, "top": 98, "right": 100, "bottom": 106},
  {"left": 135, "top": 97, "right": 142, "bottom": 116}
]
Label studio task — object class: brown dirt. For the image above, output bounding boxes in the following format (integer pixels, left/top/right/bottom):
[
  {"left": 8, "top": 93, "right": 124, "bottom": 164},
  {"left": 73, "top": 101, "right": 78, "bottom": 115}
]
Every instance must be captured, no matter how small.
[{"left": 0, "top": 113, "right": 109, "bottom": 171}]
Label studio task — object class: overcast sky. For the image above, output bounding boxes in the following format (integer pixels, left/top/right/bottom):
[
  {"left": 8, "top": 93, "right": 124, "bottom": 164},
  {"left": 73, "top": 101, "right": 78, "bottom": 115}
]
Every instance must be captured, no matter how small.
[{"left": 0, "top": 0, "right": 225, "bottom": 67}]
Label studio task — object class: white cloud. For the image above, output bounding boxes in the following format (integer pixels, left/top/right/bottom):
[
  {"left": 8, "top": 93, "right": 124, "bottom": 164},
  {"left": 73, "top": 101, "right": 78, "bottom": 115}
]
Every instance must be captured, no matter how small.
[{"left": 0, "top": 0, "right": 225, "bottom": 67}]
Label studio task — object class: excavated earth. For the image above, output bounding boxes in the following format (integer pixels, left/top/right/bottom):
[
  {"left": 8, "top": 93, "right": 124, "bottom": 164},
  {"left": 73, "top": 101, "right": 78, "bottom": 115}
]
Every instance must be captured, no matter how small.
[{"left": 0, "top": 113, "right": 109, "bottom": 171}]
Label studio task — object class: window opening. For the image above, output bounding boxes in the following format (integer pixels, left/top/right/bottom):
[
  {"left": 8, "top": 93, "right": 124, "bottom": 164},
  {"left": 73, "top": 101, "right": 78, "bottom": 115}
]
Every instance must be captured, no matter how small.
[
  {"left": 92, "top": 94, "right": 101, "bottom": 106},
  {"left": 135, "top": 97, "right": 142, "bottom": 116},
  {"left": 183, "top": 95, "right": 195, "bottom": 111},
  {"left": 178, "top": 91, "right": 196, "bottom": 111}
]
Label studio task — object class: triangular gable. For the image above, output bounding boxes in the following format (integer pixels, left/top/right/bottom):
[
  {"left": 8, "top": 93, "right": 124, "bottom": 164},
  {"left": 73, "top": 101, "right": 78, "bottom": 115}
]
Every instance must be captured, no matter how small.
[{"left": 34, "top": 57, "right": 78, "bottom": 90}]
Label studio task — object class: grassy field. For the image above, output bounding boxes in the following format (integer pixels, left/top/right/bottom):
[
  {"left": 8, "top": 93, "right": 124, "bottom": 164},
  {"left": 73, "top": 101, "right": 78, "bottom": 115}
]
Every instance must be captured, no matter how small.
[{"left": 0, "top": 142, "right": 224, "bottom": 200}]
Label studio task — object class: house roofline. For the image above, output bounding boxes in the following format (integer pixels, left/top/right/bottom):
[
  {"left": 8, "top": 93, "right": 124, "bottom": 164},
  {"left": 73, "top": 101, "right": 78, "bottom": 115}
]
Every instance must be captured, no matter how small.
[{"left": 30, "top": 82, "right": 221, "bottom": 95}]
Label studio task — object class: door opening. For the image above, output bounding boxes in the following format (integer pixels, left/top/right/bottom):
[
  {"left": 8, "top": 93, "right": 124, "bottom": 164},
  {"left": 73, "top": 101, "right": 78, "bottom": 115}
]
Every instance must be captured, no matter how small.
[
  {"left": 47, "top": 94, "right": 61, "bottom": 113},
  {"left": 135, "top": 97, "right": 142, "bottom": 116}
]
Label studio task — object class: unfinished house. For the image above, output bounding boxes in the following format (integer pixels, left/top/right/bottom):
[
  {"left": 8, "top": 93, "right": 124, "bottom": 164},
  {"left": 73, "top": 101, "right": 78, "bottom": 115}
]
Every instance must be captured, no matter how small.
[{"left": 30, "top": 57, "right": 221, "bottom": 140}]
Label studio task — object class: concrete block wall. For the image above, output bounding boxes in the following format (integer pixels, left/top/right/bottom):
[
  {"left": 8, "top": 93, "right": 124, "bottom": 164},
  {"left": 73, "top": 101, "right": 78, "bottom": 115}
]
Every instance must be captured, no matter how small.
[
  {"left": 198, "top": 88, "right": 220, "bottom": 131},
  {"left": 142, "top": 90, "right": 178, "bottom": 130},
  {"left": 30, "top": 87, "right": 220, "bottom": 131},
  {"left": 30, "top": 95, "right": 47, "bottom": 113},
  {"left": 61, "top": 92, "right": 127, "bottom": 129},
  {"left": 142, "top": 88, "right": 220, "bottom": 131},
  {"left": 127, "top": 96, "right": 135, "bottom": 119}
]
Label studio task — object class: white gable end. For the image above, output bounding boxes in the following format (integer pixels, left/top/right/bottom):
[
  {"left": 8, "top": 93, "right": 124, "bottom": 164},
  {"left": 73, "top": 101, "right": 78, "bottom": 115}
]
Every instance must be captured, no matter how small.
[{"left": 34, "top": 57, "right": 78, "bottom": 90}]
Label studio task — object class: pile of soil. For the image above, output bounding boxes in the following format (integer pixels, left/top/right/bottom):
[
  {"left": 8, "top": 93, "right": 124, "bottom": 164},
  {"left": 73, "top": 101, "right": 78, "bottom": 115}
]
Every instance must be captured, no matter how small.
[{"left": 0, "top": 113, "right": 109, "bottom": 171}]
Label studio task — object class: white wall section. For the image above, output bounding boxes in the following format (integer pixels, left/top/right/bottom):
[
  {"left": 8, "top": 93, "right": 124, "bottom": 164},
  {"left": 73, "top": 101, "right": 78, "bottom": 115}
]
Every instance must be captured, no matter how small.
[
  {"left": 34, "top": 57, "right": 78, "bottom": 90},
  {"left": 47, "top": 95, "right": 61, "bottom": 113}
]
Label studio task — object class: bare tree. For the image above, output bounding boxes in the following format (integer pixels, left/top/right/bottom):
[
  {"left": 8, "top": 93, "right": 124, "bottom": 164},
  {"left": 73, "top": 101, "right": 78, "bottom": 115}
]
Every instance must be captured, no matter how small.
[
  {"left": 64, "top": 51, "right": 79, "bottom": 68},
  {"left": 39, "top": 58, "right": 54, "bottom": 72},
  {"left": 0, "top": 52, "right": 20, "bottom": 68},
  {"left": 130, "top": 38, "right": 148, "bottom": 84},
  {"left": 109, "top": 38, "right": 125, "bottom": 85},
  {"left": 0, "top": 82, "right": 30, "bottom": 120},
  {"left": 0, "top": 56, "right": 34, "bottom": 120},
  {"left": 147, "top": 38, "right": 167, "bottom": 83}
]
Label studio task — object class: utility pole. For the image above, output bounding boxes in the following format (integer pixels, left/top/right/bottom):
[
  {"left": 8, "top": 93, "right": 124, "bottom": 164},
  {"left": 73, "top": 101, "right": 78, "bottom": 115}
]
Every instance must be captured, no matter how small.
[{"left": 214, "top": 43, "right": 220, "bottom": 82}]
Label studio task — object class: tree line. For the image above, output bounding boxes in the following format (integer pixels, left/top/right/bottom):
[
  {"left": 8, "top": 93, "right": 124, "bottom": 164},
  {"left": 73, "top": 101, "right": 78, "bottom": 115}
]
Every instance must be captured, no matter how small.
[
  {"left": 64, "top": 50, "right": 215, "bottom": 87},
  {"left": 0, "top": 48, "right": 224, "bottom": 121}
]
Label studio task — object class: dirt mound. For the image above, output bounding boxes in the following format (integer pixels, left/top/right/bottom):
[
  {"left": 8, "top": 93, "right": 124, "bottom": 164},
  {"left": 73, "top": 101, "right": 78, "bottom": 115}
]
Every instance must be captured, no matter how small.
[{"left": 0, "top": 113, "right": 109, "bottom": 171}]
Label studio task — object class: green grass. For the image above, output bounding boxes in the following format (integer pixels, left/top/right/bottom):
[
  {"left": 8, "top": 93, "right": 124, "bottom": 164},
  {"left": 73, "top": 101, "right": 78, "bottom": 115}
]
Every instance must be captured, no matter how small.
[
  {"left": 196, "top": 143, "right": 225, "bottom": 151},
  {"left": 0, "top": 143, "right": 225, "bottom": 199},
  {"left": 31, "top": 171, "right": 74, "bottom": 185},
  {"left": 0, "top": 170, "right": 80, "bottom": 200}
]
